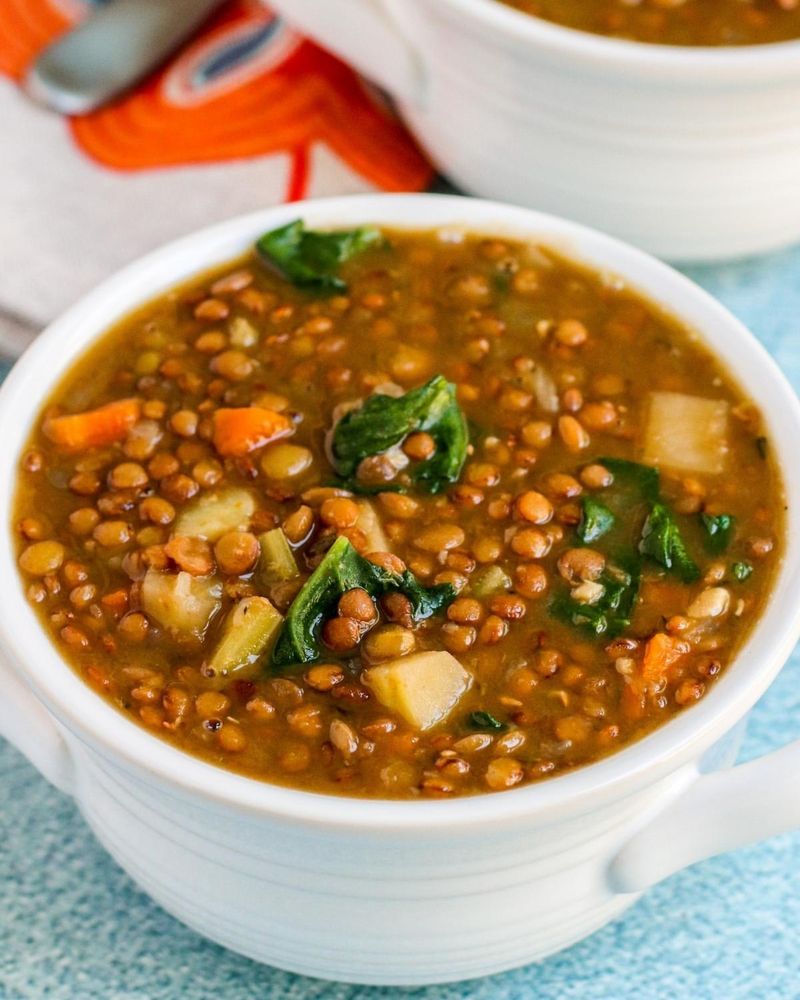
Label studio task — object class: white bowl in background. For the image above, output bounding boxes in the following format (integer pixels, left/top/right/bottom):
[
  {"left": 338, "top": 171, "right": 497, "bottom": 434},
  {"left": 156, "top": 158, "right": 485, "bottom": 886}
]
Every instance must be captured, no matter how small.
[
  {"left": 1, "top": 195, "right": 800, "bottom": 984},
  {"left": 267, "top": 0, "right": 800, "bottom": 262}
]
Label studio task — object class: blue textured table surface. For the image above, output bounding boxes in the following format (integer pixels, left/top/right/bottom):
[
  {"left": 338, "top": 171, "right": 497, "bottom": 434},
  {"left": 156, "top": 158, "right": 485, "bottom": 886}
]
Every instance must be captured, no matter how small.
[{"left": 1, "top": 246, "right": 799, "bottom": 1000}]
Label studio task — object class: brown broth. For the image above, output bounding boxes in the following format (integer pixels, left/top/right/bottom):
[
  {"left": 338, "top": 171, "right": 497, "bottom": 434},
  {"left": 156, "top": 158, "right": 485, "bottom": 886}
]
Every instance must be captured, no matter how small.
[
  {"left": 499, "top": 0, "right": 800, "bottom": 47},
  {"left": 12, "top": 228, "right": 784, "bottom": 798}
]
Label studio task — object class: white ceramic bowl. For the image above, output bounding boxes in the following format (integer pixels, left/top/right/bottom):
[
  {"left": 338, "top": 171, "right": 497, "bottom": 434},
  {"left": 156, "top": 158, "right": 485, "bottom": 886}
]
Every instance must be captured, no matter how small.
[
  {"left": 267, "top": 0, "right": 800, "bottom": 262},
  {"left": 1, "top": 194, "right": 800, "bottom": 986}
]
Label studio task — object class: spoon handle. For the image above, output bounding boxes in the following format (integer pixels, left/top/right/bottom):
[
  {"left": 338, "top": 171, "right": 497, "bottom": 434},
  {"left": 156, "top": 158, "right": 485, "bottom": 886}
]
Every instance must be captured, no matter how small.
[{"left": 26, "top": 0, "right": 225, "bottom": 115}]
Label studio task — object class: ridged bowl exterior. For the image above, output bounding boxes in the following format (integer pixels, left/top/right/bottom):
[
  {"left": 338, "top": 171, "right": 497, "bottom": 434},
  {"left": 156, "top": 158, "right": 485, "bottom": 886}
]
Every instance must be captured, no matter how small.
[
  {"left": 394, "top": 0, "right": 800, "bottom": 261},
  {"left": 62, "top": 724, "right": 746, "bottom": 985}
]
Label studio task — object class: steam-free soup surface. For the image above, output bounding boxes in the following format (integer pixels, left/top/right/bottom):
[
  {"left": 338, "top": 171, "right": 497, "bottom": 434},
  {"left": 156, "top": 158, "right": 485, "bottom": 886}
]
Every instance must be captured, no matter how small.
[
  {"left": 499, "top": 0, "right": 800, "bottom": 46},
  {"left": 13, "top": 225, "right": 782, "bottom": 798}
]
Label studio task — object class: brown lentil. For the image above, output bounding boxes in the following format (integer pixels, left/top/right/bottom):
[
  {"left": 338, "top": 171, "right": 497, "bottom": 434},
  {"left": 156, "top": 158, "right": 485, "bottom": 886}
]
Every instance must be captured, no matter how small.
[
  {"left": 19, "top": 540, "right": 65, "bottom": 576},
  {"left": 515, "top": 491, "right": 553, "bottom": 525},
  {"left": 322, "top": 616, "right": 362, "bottom": 652},
  {"left": 339, "top": 588, "right": 378, "bottom": 624},
  {"left": 214, "top": 531, "right": 259, "bottom": 576}
]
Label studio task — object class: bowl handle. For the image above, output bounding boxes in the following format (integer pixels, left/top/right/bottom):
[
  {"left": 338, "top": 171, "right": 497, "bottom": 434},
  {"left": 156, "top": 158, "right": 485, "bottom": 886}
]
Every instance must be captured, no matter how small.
[
  {"left": 608, "top": 739, "right": 800, "bottom": 893},
  {"left": 271, "top": 0, "right": 424, "bottom": 106},
  {"left": 0, "top": 646, "right": 74, "bottom": 795}
]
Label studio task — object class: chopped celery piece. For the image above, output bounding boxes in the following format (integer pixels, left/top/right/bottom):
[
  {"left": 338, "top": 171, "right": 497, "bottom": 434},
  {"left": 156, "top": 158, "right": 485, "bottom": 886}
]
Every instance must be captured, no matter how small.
[
  {"left": 470, "top": 565, "right": 512, "bottom": 598},
  {"left": 258, "top": 528, "right": 299, "bottom": 585},
  {"left": 204, "top": 596, "right": 283, "bottom": 688}
]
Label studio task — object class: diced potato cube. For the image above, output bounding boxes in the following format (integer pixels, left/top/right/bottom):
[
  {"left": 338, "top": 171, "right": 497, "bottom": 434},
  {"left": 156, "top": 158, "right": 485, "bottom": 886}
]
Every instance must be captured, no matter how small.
[
  {"left": 141, "top": 569, "right": 222, "bottom": 640},
  {"left": 355, "top": 499, "right": 390, "bottom": 553},
  {"left": 173, "top": 487, "right": 256, "bottom": 541},
  {"left": 363, "top": 651, "right": 472, "bottom": 731},
  {"left": 204, "top": 596, "right": 283, "bottom": 688},
  {"left": 643, "top": 392, "right": 729, "bottom": 475}
]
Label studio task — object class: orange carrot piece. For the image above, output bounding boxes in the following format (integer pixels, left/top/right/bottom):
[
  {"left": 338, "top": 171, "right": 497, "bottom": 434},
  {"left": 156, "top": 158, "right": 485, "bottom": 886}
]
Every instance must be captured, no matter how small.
[
  {"left": 641, "top": 632, "right": 687, "bottom": 689},
  {"left": 621, "top": 680, "right": 646, "bottom": 721},
  {"left": 43, "top": 398, "right": 140, "bottom": 451},
  {"left": 213, "top": 406, "right": 293, "bottom": 457},
  {"left": 100, "top": 589, "right": 129, "bottom": 616},
  {"left": 623, "top": 633, "right": 689, "bottom": 720}
]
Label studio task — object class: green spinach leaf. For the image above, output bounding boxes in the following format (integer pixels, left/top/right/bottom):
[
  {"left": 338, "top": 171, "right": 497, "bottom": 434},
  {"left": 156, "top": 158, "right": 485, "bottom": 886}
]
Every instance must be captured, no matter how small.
[
  {"left": 577, "top": 497, "right": 615, "bottom": 544},
  {"left": 551, "top": 559, "right": 640, "bottom": 638},
  {"left": 700, "top": 513, "right": 736, "bottom": 554},
  {"left": 467, "top": 711, "right": 506, "bottom": 732},
  {"left": 271, "top": 536, "right": 455, "bottom": 669},
  {"left": 639, "top": 502, "right": 700, "bottom": 583},
  {"left": 732, "top": 561, "right": 753, "bottom": 582},
  {"left": 255, "top": 220, "right": 381, "bottom": 293},
  {"left": 597, "top": 457, "right": 661, "bottom": 503},
  {"left": 331, "top": 375, "right": 468, "bottom": 494}
]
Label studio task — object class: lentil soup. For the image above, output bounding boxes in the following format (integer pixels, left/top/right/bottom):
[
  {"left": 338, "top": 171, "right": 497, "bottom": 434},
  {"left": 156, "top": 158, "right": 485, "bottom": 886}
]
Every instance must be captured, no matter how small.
[
  {"left": 13, "top": 224, "right": 783, "bottom": 798},
  {"left": 498, "top": 0, "right": 800, "bottom": 47}
]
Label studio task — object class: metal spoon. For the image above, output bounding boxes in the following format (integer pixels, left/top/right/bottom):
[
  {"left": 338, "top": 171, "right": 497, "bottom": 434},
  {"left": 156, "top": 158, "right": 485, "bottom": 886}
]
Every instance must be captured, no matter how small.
[{"left": 25, "top": 0, "right": 225, "bottom": 115}]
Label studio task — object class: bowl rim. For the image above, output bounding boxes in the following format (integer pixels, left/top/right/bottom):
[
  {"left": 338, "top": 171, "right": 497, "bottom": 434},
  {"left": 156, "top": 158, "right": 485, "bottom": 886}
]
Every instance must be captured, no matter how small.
[
  {"left": 435, "top": 0, "right": 800, "bottom": 77},
  {"left": 2, "top": 192, "right": 799, "bottom": 831}
]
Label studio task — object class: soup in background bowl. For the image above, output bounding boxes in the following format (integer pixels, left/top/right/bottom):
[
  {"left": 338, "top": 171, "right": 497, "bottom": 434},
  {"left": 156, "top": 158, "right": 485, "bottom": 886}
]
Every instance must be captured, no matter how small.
[
  {"left": 500, "top": 0, "right": 800, "bottom": 47},
  {"left": 12, "top": 219, "right": 784, "bottom": 798},
  {"left": 2, "top": 195, "right": 800, "bottom": 985}
]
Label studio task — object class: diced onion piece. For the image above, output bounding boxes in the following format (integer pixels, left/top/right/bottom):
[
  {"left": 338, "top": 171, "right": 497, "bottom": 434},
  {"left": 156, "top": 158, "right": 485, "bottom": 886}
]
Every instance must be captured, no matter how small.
[
  {"left": 141, "top": 569, "right": 222, "bottom": 640},
  {"left": 643, "top": 392, "right": 729, "bottom": 475},
  {"left": 173, "top": 488, "right": 256, "bottom": 541},
  {"left": 355, "top": 500, "right": 390, "bottom": 553},
  {"left": 363, "top": 651, "right": 472, "bottom": 731},
  {"left": 529, "top": 366, "right": 559, "bottom": 413}
]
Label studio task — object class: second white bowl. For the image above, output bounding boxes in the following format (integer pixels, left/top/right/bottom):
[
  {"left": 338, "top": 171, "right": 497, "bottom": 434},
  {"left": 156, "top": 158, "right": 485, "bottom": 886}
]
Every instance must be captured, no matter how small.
[{"left": 269, "top": 0, "right": 800, "bottom": 262}]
